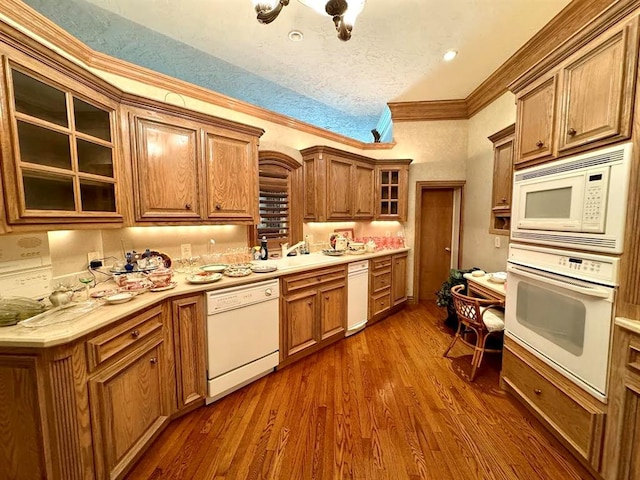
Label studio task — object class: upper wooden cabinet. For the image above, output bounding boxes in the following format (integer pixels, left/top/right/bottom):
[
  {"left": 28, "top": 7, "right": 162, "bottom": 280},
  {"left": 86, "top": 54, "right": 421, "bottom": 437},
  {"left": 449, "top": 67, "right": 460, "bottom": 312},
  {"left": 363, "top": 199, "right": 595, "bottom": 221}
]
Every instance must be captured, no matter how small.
[
  {"left": 124, "top": 99, "right": 263, "bottom": 225},
  {"left": 301, "top": 146, "right": 411, "bottom": 222},
  {"left": 375, "top": 161, "right": 410, "bottom": 222},
  {"left": 488, "top": 124, "right": 515, "bottom": 235},
  {"left": 512, "top": 14, "right": 639, "bottom": 168},
  {"left": 0, "top": 54, "right": 124, "bottom": 230}
]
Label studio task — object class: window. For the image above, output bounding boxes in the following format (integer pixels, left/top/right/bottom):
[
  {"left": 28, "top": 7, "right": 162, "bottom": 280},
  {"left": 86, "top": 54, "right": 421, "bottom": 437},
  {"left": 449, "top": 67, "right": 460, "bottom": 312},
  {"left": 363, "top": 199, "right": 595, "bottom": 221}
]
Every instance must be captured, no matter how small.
[{"left": 252, "top": 152, "right": 302, "bottom": 252}]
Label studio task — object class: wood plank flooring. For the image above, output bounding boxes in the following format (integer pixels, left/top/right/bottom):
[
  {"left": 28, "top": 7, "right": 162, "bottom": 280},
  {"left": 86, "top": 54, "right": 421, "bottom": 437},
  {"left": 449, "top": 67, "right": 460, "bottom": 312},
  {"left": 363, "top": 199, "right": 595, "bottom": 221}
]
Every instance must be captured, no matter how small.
[{"left": 125, "top": 302, "right": 594, "bottom": 480}]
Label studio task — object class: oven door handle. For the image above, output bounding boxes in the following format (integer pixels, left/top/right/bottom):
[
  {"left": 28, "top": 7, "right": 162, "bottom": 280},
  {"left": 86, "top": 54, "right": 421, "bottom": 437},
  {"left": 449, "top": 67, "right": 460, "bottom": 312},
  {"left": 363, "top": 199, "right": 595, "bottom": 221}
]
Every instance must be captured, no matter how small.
[{"left": 507, "top": 265, "right": 611, "bottom": 299}]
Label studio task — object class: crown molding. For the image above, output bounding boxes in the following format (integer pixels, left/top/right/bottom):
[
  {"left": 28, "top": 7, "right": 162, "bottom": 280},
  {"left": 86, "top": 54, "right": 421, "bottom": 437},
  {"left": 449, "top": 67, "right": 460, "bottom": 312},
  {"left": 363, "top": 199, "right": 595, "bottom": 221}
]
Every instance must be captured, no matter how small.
[
  {"left": 387, "top": 100, "right": 468, "bottom": 121},
  {"left": 388, "top": 0, "right": 621, "bottom": 122},
  {"left": 0, "top": 0, "right": 395, "bottom": 151}
]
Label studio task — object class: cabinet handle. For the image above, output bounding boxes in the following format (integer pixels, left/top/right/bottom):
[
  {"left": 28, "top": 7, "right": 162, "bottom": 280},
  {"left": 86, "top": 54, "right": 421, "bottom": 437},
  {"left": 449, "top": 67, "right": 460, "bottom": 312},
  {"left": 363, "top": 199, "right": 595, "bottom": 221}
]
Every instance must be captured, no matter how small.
[
  {"left": 215, "top": 204, "right": 222, "bottom": 210},
  {"left": 131, "top": 330, "right": 140, "bottom": 338},
  {"left": 501, "top": 197, "right": 507, "bottom": 203},
  {"left": 567, "top": 128, "right": 577, "bottom": 136},
  {"left": 534, "top": 388, "right": 542, "bottom": 395},
  {"left": 325, "top": 296, "right": 329, "bottom": 300},
  {"left": 308, "top": 301, "right": 312, "bottom": 306},
  {"left": 535, "top": 140, "right": 544, "bottom": 148},
  {"left": 150, "top": 357, "right": 158, "bottom": 365},
  {"left": 185, "top": 203, "right": 192, "bottom": 210}
]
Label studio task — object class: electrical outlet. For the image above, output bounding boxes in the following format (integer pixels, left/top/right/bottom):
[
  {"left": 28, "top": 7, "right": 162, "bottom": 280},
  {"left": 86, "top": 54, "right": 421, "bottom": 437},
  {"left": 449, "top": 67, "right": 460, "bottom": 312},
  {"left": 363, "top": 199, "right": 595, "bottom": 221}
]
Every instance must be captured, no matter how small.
[
  {"left": 87, "top": 251, "right": 101, "bottom": 263},
  {"left": 181, "top": 243, "right": 192, "bottom": 259},
  {"left": 494, "top": 236, "right": 501, "bottom": 248}
]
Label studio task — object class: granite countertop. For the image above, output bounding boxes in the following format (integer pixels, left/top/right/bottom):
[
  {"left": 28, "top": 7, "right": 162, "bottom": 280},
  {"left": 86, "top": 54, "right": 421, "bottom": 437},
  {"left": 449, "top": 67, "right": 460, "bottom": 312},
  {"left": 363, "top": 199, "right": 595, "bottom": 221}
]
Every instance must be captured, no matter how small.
[{"left": 0, "top": 248, "right": 409, "bottom": 348}]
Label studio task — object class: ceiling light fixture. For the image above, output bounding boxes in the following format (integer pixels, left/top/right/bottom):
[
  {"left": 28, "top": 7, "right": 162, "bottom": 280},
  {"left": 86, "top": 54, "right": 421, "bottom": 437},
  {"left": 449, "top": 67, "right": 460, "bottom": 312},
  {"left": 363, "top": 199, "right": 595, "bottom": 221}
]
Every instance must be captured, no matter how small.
[
  {"left": 443, "top": 50, "right": 458, "bottom": 61},
  {"left": 252, "top": 0, "right": 366, "bottom": 41},
  {"left": 288, "top": 30, "right": 304, "bottom": 41}
]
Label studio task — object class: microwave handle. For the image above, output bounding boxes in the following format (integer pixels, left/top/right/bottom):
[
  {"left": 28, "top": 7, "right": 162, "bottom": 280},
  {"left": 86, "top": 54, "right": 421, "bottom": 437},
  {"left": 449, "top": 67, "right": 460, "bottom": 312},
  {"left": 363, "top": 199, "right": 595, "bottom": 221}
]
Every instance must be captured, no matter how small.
[{"left": 507, "top": 265, "right": 611, "bottom": 299}]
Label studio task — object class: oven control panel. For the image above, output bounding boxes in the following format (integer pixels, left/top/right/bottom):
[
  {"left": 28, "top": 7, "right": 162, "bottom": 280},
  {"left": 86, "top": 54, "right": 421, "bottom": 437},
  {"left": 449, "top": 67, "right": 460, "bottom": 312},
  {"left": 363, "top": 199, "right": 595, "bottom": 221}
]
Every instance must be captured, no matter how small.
[{"left": 509, "top": 244, "right": 619, "bottom": 286}]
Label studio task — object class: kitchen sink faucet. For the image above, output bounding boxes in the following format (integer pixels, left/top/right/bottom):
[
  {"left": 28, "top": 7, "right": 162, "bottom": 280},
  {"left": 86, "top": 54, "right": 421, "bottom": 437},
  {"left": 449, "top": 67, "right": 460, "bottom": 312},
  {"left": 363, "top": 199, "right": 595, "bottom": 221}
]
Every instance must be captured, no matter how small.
[{"left": 281, "top": 241, "right": 305, "bottom": 257}]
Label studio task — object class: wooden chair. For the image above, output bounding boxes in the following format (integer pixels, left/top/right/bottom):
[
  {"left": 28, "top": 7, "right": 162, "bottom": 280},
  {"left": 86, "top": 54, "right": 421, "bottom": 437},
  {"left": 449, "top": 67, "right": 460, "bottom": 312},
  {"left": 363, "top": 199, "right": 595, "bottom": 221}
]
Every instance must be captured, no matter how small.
[{"left": 443, "top": 284, "right": 505, "bottom": 381}]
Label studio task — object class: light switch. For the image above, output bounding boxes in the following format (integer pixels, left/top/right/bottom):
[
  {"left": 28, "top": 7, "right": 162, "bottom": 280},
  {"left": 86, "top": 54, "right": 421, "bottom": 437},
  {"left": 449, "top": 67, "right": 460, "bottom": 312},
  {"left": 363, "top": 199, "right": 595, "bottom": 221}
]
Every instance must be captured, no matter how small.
[
  {"left": 494, "top": 236, "right": 501, "bottom": 248},
  {"left": 181, "top": 243, "right": 192, "bottom": 259}
]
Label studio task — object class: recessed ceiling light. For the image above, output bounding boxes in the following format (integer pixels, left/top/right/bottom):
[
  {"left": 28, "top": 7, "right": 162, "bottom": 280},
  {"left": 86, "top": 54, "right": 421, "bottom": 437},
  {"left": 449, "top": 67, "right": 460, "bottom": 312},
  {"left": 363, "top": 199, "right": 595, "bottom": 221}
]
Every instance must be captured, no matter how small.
[
  {"left": 443, "top": 50, "right": 458, "bottom": 61},
  {"left": 288, "top": 30, "right": 304, "bottom": 42}
]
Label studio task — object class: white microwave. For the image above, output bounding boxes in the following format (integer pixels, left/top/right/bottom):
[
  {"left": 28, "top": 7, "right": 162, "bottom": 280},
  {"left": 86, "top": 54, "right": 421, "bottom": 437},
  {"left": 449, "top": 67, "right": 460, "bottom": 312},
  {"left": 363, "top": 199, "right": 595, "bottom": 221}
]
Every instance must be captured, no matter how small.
[{"left": 511, "top": 143, "right": 632, "bottom": 253}]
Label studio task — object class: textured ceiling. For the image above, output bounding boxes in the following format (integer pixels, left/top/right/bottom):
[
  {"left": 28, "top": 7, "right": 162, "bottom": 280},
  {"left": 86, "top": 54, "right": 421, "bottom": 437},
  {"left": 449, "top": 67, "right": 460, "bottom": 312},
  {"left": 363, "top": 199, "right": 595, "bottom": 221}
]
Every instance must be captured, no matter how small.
[{"left": 22, "top": 0, "right": 571, "bottom": 142}]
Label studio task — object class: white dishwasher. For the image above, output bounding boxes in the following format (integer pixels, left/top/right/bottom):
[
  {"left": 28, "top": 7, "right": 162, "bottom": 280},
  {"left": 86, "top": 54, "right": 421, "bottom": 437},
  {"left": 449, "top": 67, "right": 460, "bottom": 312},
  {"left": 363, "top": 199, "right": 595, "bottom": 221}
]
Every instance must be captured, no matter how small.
[
  {"left": 346, "top": 260, "right": 369, "bottom": 336},
  {"left": 206, "top": 279, "right": 279, "bottom": 404}
]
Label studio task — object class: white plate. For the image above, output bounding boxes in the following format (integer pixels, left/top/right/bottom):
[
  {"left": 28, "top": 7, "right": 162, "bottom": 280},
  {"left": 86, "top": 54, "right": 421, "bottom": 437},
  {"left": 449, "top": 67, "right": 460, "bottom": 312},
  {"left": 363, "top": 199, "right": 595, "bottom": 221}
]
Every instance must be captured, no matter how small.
[
  {"left": 488, "top": 272, "right": 507, "bottom": 284},
  {"left": 104, "top": 292, "right": 135, "bottom": 304},
  {"left": 150, "top": 282, "right": 178, "bottom": 292},
  {"left": 322, "top": 249, "right": 345, "bottom": 256},
  {"left": 186, "top": 273, "right": 223, "bottom": 284},
  {"left": 200, "top": 264, "right": 227, "bottom": 273},
  {"left": 251, "top": 264, "right": 278, "bottom": 273}
]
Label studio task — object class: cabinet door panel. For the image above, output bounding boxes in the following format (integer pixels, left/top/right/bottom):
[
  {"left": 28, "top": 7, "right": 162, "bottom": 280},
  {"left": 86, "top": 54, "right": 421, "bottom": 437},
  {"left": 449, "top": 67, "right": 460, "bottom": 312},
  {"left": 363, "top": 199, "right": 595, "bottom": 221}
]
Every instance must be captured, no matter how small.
[
  {"left": 320, "top": 283, "right": 346, "bottom": 341},
  {"left": 204, "top": 130, "right": 257, "bottom": 222},
  {"left": 133, "top": 117, "right": 200, "bottom": 220},
  {"left": 90, "top": 340, "right": 169, "bottom": 480},
  {"left": 327, "top": 156, "right": 353, "bottom": 219},
  {"left": 172, "top": 295, "right": 206, "bottom": 411},
  {"left": 392, "top": 253, "right": 408, "bottom": 306},
  {"left": 515, "top": 76, "right": 556, "bottom": 165},
  {"left": 283, "top": 291, "right": 318, "bottom": 358},
  {"left": 354, "top": 163, "right": 375, "bottom": 218},
  {"left": 558, "top": 26, "right": 631, "bottom": 152}
]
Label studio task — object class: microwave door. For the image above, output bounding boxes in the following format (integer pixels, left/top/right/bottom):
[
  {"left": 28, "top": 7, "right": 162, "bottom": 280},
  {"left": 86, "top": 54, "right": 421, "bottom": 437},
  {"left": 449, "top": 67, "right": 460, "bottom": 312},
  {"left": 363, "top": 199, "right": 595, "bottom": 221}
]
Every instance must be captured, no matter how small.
[{"left": 516, "top": 173, "right": 585, "bottom": 231}]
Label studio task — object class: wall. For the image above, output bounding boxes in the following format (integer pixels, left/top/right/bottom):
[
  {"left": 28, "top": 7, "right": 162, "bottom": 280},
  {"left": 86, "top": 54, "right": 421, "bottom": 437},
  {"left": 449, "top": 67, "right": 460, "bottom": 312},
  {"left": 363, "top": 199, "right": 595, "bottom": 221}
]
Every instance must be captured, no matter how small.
[{"left": 463, "top": 92, "right": 516, "bottom": 272}]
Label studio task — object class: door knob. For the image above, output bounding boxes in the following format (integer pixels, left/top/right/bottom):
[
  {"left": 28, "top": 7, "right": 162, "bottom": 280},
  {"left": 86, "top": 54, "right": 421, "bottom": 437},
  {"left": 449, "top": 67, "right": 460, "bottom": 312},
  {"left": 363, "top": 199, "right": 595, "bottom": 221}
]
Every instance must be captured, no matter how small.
[{"left": 445, "top": 247, "right": 451, "bottom": 252}]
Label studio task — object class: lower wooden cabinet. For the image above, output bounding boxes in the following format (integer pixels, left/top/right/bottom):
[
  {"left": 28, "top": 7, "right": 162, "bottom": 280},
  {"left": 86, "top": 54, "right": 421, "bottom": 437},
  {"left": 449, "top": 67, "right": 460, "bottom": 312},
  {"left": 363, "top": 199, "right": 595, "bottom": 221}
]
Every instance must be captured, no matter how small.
[
  {"left": 502, "top": 338, "right": 605, "bottom": 472},
  {"left": 369, "top": 252, "right": 408, "bottom": 324},
  {"left": 280, "top": 265, "right": 346, "bottom": 367},
  {"left": 171, "top": 294, "right": 206, "bottom": 411},
  {"left": 602, "top": 324, "right": 640, "bottom": 479},
  {"left": 391, "top": 252, "right": 408, "bottom": 306}
]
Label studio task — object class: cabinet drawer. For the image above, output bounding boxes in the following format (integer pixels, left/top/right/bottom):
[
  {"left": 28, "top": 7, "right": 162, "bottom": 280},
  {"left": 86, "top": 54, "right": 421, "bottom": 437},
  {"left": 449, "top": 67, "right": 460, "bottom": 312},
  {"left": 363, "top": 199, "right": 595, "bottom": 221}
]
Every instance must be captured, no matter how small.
[
  {"left": 502, "top": 345, "right": 604, "bottom": 464},
  {"left": 371, "top": 256, "right": 391, "bottom": 270},
  {"left": 372, "top": 271, "right": 391, "bottom": 292},
  {"left": 87, "top": 305, "right": 164, "bottom": 371},
  {"left": 370, "top": 291, "right": 391, "bottom": 317},
  {"left": 283, "top": 266, "right": 346, "bottom": 294}
]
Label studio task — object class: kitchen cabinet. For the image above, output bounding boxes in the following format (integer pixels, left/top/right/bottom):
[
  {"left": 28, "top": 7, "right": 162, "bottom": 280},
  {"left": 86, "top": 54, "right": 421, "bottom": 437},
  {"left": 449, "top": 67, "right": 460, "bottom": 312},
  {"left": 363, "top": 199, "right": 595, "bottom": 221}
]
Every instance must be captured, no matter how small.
[
  {"left": 391, "top": 252, "right": 408, "bottom": 306},
  {"left": 125, "top": 99, "right": 263, "bottom": 225},
  {"left": 88, "top": 305, "right": 173, "bottom": 480},
  {"left": 375, "top": 161, "right": 411, "bottom": 222},
  {"left": 302, "top": 146, "right": 375, "bottom": 221},
  {"left": 601, "top": 324, "right": 640, "bottom": 479},
  {"left": 280, "top": 265, "right": 346, "bottom": 367},
  {"left": 502, "top": 337, "right": 605, "bottom": 472},
  {"left": 512, "top": 15, "right": 639, "bottom": 168},
  {"left": 171, "top": 294, "right": 206, "bottom": 412},
  {"left": 0, "top": 53, "right": 123, "bottom": 230},
  {"left": 488, "top": 124, "right": 515, "bottom": 234}
]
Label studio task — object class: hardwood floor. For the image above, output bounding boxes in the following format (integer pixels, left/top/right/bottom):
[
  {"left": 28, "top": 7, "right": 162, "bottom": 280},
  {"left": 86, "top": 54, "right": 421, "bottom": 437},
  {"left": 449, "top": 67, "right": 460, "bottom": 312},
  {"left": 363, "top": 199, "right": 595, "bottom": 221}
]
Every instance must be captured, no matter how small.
[{"left": 125, "top": 302, "right": 594, "bottom": 480}]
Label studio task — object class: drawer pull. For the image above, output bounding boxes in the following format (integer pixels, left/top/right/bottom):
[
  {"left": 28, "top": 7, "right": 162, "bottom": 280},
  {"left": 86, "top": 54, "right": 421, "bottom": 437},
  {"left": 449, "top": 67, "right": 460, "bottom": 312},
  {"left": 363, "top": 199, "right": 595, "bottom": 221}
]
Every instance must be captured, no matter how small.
[
  {"left": 567, "top": 128, "right": 577, "bottom": 136},
  {"left": 215, "top": 204, "right": 222, "bottom": 210},
  {"left": 150, "top": 357, "right": 158, "bottom": 365},
  {"left": 534, "top": 388, "right": 542, "bottom": 395},
  {"left": 185, "top": 203, "right": 192, "bottom": 210},
  {"left": 131, "top": 330, "right": 140, "bottom": 339},
  {"left": 536, "top": 140, "right": 544, "bottom": 148}
]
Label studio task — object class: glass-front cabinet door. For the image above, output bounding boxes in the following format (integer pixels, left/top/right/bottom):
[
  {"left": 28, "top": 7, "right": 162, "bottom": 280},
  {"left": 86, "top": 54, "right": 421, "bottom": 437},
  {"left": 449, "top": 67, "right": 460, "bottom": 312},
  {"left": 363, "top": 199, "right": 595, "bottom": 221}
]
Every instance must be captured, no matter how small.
[
  {"left": 2, "top": 60, "right": 121, "bottom": 225},
  {"left": 375, "top": 162, "right": 410, "bottom": 221}
]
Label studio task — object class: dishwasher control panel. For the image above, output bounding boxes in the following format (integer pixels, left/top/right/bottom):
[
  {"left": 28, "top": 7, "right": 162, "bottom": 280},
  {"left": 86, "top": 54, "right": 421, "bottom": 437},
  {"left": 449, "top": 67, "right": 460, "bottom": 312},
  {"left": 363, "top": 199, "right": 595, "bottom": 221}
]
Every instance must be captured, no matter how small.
[{"left": 207, "top": 280, "right": 280, "bottom": 315}]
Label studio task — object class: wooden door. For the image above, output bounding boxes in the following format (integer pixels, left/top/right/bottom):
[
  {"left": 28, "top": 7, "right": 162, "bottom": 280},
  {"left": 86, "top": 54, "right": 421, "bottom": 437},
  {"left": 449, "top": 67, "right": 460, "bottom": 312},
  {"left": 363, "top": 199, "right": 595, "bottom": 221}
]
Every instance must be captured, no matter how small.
[
  {"left": 319, "top": 282, "right": 346, "bottom": 341},
  {"left": 353, "top": 163, "right": 375, "bottom": 219},
  {"left": 515, "top": 76, "right": 556, "bottom": 165},
  {"left": 326, "top": 156, "right": 353, "bottom": 219},
  {"left": 89, "top": 339, "right": 170, "bottom": 480},
  {"left": 419, "top": 189, "right": 454, "bottom": 302},
  {"left": 132, "top": 116, "right": 201, "bottom": 221},
  {"left": 282, "top": 290, "right": 318, "bottom": 360},
  {"left": 172, "top": 295, "right": 206, "bottom": 412},
  {"left": 204, "top": 128, "right": 258, "bottom": 223},
  {"left": 392, "top": 253, "right": 408, "bottom": 306},
  {"left": 558, "top": 24, "right": 633, "bottom": 153}
]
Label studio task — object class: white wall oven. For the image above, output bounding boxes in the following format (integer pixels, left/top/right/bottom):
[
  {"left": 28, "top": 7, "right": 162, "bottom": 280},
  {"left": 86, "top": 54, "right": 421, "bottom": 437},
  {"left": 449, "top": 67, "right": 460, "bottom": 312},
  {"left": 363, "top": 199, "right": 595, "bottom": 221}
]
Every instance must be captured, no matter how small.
[
  {"left": 511, "top": 142, "right": 632, "bottom": 253},
  {"left": 505, "top": 244, "right": 619, "bottom": 401}
]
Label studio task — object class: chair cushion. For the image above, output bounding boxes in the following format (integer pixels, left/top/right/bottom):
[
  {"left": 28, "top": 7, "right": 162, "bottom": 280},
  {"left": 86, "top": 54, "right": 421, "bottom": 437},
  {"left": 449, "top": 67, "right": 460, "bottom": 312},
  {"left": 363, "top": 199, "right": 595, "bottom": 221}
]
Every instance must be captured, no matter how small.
[{"left": 480, "top": 307, "right": 505, "bottom": 333}]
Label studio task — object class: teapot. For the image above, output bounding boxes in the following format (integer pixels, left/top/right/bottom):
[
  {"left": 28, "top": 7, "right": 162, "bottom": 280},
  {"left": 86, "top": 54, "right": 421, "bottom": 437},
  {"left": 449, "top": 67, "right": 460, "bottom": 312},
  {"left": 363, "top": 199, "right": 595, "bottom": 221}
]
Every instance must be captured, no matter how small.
[{"left": 49, "top": 285, "right": 73, "bottom": 307}]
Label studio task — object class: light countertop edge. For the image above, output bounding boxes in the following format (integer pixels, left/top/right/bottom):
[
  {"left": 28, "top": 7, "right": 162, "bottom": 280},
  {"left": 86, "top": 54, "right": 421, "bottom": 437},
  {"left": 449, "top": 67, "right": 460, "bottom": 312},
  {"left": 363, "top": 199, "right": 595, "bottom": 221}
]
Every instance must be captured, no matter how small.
[
  {"left": 0, "top": 248, "right": 410, "bottom": 349},
  {"left": 615, "top": 317, "right": 640, "bottom": 335}
]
